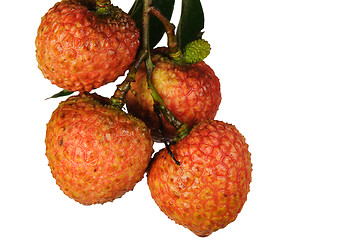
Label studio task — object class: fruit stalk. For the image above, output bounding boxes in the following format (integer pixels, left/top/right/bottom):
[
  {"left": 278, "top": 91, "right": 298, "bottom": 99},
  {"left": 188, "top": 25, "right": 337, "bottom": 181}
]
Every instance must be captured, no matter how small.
[
  {"left": 95, "top": 0, "right": 112, "bottom": 15},
  {"left": 96, "top": 0, "right": 111, "bottom": 6},
  {"left": 149, "top": 6, "right": 182, "bottom": 61},
  {"left": 110, "top": 50, "right": 148, "bottom": 108},
  {"left": 154, "top": 104, "right": 181, "bottom": 165},
  {"left": 142, "top": 0, "right": 190, "bottom": 141}
]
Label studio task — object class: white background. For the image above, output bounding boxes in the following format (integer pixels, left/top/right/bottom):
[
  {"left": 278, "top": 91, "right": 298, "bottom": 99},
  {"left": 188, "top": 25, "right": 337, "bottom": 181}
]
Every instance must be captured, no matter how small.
[{"left": 1, "top": 0, "right": 361, "bottom": 239}]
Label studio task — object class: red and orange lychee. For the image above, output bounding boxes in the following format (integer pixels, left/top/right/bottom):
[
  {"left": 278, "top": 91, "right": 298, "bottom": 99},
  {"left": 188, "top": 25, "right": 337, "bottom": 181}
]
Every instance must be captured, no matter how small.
[
  {"left": 147, "top": 120, "right": 252, "bottom": 237},
  {"left": 36, "top": 0, "right": 140, "bottom": 92},
  {"left": 45, "top": 93, "right": 153, "bottom": 205},
  {"left": 126, "top": 49, "right": 221, "bottom": 142}
]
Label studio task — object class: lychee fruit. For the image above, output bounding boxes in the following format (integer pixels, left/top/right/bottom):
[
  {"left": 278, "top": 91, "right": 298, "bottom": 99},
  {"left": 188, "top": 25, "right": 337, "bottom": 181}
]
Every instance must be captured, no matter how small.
[
  {"left": 182, "top": 39, "right": 211, "bottom": 64},
  {"left": 126, "top": 49, "right": 221, "bottom": 142},
  {"left": 36, "top": 0, "right": 140, "bottom": 92},
  {"left": 147, "top": 120, "right": 252, "bottom": 237},
  {"left": 45, "top": 93, "right": 153, "bottom": 205}
]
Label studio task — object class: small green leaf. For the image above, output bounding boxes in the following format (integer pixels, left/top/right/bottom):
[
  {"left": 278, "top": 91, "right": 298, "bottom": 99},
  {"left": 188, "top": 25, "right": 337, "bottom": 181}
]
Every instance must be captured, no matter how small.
[
  {"left": 176, "top": 0, "right": 204, "bottom": 50},
  {"left": 45, "top": 90, "right": 73, "bottom": 100},
  {"left": 129, "top": 0, "right": 175, "bottom": 48}
]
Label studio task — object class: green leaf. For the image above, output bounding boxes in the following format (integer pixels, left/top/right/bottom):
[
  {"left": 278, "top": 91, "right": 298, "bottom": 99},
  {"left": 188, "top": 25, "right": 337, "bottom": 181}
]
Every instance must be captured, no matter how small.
[
  {"left": 176, "top": 0, "right": 205, "bottom": 50},
  {"left": 45, "top": 90, "right": 73, "bottom": 100},
  {"left": 129, "top": 0, "right": 175, "bottom": 49}
]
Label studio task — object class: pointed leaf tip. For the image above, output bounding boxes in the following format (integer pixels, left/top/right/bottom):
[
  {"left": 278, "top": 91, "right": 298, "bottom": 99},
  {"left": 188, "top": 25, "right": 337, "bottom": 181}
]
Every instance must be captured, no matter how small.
[{"left": 45, "top": 90, "right": 74, "bottom": 100}]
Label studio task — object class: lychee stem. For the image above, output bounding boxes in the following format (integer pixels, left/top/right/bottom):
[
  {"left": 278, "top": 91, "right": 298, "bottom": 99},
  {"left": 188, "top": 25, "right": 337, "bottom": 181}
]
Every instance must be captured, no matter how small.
[
  {"left": 95, "top": 0, "right": 112, "bottom": 16},
  {"left": 154, "top": 104, "right": 181, "bottom": 165},
  {"left": 110, "top": 50, "right": 148, "bottom": 108},
  {"left": 143, "top": 0, "right": 190, "bottom": 141},
  {"left": 148, "top": 6, "right": 182, "bottom": 61},
  {"left": 96, "top": 0, "right": 111, "bottom": 7}
]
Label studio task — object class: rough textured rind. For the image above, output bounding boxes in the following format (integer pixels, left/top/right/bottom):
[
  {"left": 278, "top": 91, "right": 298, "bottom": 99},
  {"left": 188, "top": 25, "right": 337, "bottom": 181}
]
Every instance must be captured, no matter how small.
[
  {"left": 45, "top": 93, "right": 153, "bottom": 205},
  {"left": 126, "top": 53, "right": 221, "bottom": 142},
  {"left": 183, "top": 39, "right": 211, "bottom": 64},
  {"left": 36, "top": 0, "right": 140, "bottom": 92},
  {"left": 147, "top": 120, "right": 252, "bottom": 237}
]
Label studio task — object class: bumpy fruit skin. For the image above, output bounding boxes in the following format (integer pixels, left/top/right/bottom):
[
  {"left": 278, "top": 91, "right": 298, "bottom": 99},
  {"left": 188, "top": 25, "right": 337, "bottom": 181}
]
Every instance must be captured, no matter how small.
[
  {"left": 45, "top": 93, "right": 153, "bottom": 205},
  {"left": 36, "top": 0, "right": 140, "bottom": 92},
  {"left": 126, "top": 51, "right": 221, "bottom": 142},
  {"left": 147, "top": 120, "right": 252, "bottom": 237},
  {"left": 182, "top": 39, "right": 211, "bottom": 64}
]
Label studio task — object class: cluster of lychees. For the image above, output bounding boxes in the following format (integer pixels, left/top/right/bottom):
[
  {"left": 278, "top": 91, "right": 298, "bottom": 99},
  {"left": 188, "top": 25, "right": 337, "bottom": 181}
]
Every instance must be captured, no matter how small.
[{"left": 36, "top": 0, "right": 252, "bottom": 237}]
